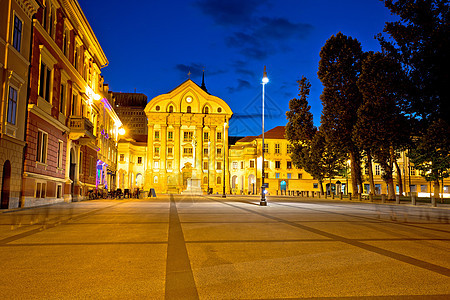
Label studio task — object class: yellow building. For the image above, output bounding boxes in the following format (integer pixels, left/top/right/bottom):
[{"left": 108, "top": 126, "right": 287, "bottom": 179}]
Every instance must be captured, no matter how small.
[
  {"left": 143, "top": 78, "right": 233, "bottom": 194},
  {"left": 231, "top": 126, "right": 450, "bottom": 198},
  {"left": 229, "top": 126, "right": 321, "bottom": 195}
]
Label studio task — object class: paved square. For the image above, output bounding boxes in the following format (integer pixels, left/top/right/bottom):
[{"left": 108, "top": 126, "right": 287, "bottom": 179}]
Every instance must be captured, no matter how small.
[{"left": 0, "top": 195, "right": 449, "bottom": 299}]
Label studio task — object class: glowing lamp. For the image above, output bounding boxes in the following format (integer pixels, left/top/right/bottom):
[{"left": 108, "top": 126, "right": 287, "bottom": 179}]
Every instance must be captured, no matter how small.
[
  {"left": 94, "top": 94, "right": 101, "bottom": 101},
  {"left": 118, "top": 128, "right": 126, "bottom": 135}
]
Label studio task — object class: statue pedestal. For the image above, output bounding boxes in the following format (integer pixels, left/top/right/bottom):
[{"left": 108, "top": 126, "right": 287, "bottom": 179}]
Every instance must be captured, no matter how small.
[{"left": 182, "top": 173, "right": 203, "bottom": 195}]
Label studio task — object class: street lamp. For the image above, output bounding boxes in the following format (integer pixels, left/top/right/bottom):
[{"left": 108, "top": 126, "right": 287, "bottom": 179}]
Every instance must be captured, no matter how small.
[
  {"left": 208, "top": 139, "right": 211, "bottom": 194},
  {"left": 222, "top": 121, "right": 227, "bottom": 198},
  {"left": 260, "top": 66, "right": 269, "bottom": 206}
]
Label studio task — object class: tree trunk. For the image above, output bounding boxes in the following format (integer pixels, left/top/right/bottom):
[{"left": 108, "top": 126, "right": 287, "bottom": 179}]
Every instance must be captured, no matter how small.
[
  {"left": 387, "top": 176, "right": 396, "bottom": 200},
  {"left": 433, "top": 179, "right": 440, "bottom": 199},
  {"left": 349, "top": 151, "right": 360, "bottom": 195},
  {"left": 367, "top": 152, "right": 375, "bottom": 194},
  {"left": 394, "top": 160, "right": 403, "bottom": 196},
  {"left": 319, "top": 180, "right": 324, "bottom": 194}
]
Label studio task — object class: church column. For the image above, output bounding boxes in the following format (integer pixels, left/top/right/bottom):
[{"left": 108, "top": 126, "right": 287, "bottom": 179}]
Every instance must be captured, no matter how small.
[
  {"left": 210, "top": 125, "right": 216, "bottom": 189},
  {"left": 145, "top": 124, "right": 154, "bottom": 191},
  {"left": 173, "top": 124, "right": 181, "bottom": 187},
  {"left": 195, "top": 125, "right": 203, "bottom": 175},
  {"left": 160, "top": 125, "right": 167, "bottom": 192}
]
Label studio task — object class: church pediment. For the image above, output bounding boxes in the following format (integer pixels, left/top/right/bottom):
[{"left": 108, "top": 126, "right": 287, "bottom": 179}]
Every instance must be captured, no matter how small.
[{"left": 145, "top": 79, "right": 233, "bottom": 117}]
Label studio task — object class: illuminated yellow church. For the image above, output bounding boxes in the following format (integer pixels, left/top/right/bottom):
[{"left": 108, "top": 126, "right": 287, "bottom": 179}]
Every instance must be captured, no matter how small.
[{"left": 142, "top": 77, "right": 233, "bottom": 194}]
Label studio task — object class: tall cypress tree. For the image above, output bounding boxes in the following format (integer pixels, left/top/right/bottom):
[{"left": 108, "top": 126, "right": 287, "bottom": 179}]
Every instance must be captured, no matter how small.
[
  {"left": 318, "top": 32, "right": 364, "bottom": 195},
  {"left": 354, "top": 52, "right": 410, "bottom": 200},
  {"left": 378, "top": 0, "right": 450, "bottom": 196}
]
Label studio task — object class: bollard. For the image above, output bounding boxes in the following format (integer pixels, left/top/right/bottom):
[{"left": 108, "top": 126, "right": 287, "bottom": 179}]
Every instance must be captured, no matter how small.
[
  {"left": 395, "top": 195, "right": 400, "bottom": 204},
  {"left": 306, "top": 191, "right": 309, "bottom": 197},
  {"left": 411, "top": 195, "right": 416, "bottom": 206},
  {"left": 369, "top": 193, "right": 373, "bottom": 202},
  {"left": 349, "top": 193, "right": 352, "bottom": 201},
  {"left": 339, "top": 192, "right": 343, "bottom": 200},
  {"left": 318, "top": 192, "right": 321, "bottom": 199},
  {"left": 431, "top": 197, "right": 436, "bottom": 207},
  {"left": 324, "top": 192, "right": 327, "bottom": 199},
  {"left": 311, "top": 191, "right": 314, "bottom": 198},
  {"left": 332, "top": 193, "right": 335, "bottom": 199},
  {"left": 358, "top": 193, "right": 362, "bottom": 201},
  {"left": 381, "top": 194, "right": 386, "bottom": 203}
]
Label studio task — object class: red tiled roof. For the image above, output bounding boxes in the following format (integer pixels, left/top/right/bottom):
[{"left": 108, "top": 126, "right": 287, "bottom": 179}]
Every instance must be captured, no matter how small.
[
  {"left": 256, "top": 126, "right": 286, "bottom": 139},
  {"left": 235, "top": 136, "right": 256, "bottom": 143}
]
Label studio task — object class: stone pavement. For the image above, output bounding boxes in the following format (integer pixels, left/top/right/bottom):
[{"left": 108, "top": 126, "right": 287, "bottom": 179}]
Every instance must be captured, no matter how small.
[{"left": 0, "top": 195, "right": 449, "bottom": 299}]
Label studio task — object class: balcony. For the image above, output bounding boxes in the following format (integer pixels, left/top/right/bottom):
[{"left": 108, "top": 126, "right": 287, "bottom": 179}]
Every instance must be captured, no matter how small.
[{"left": 69, "top": 116, "right": 95, "bottom": 140}]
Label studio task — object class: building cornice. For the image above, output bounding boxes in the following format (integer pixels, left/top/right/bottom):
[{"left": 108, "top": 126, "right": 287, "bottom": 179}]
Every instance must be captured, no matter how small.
[
  {"left": 14, "top": 0, "right": 40, "bottom": 19},
  {"left": 28, "top": 104, "right": 70, "bottom": 132}
]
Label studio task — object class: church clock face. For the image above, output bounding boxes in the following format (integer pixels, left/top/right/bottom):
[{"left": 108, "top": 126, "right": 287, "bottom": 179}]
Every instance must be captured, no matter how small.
[{"left": 186, "top": 96, "right": 193, "bottom": 103}]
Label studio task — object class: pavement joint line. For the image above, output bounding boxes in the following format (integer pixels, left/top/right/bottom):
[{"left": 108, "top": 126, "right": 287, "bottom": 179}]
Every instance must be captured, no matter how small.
[
  {"left": 165, "top": 195, "right": 199, "bottom": 300},
  {"left": 210, "top": 197, "right": 450, "bottom": 278},
  {"left": 0, "top": 200, "right": 131, "bottom": 245},
  {"left": 274, "top": 201, "right": 450, "bottom": 234}
]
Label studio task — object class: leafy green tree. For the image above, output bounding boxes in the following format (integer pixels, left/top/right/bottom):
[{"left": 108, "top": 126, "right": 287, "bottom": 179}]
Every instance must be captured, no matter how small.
[
  {"left": 318, "top": 32, "right": 364, "bottom": 195},
  {"left": 408, "top": 119, "right": 450, "bottom": 197},
  {"left": 286, "top": 77, "right": 345, "bottom": 194},
  {"left": 354, "top": 52, "right": 410, "bottom": 199},
  {"left": 378, "top": 0, "right": 450, "bottom": 194}
]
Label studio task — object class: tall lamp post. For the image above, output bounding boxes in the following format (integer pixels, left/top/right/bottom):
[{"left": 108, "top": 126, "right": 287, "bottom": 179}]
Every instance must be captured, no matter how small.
[
  {"left": 260, "top": 66, "right": 269, "bottom": 206},
  {"left": 222, "top": 121, "right": 227, "bottom": 198},
  {"left": 208, "top": 139, "right": 211, "bottom": 194}
]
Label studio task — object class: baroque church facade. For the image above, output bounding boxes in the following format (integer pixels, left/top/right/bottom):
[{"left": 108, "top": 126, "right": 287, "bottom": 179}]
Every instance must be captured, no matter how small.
[{"left": 117, "top": 77, "right": 233, "bottom": 194}]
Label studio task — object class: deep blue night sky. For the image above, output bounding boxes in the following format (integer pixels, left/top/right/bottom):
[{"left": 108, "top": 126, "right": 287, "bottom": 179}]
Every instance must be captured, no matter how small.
[{"left": 78, "top": 0, "right": 397, "bottom": 137}]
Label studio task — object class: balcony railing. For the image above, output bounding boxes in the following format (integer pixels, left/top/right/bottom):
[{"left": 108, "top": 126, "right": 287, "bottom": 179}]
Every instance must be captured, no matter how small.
[{"left": 69, "top": 116, "right": 95, "bottom": 139}]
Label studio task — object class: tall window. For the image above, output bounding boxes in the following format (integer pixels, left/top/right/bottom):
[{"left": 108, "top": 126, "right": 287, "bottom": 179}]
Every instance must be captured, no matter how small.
[
  {"left": 203, "top": 148, "right": 208, "bottom": 155},
  {"left": 217, "top": 176, "right": 221, "bottom": 184},
  {"left": 203, "top": 161, "right": 208, "bottom": 169},
  {"left": 217, "top": 132, "right": 222, "bottom": 141},
  {"left": 169, "top": 106, "right": 173, "bottom": 113},
  {"left": 275, "top": 144, "right": 280, "bottom": 154},
  {"left": 287, "top": 144, "right": 292, "bottom": 154},
  {"left": 39, "top": 61, "right": 52, "bottom": 102},
  {"left": 250, "top": 160, "right": 255, "bottom": 168},
  {"left": 217, "top": 162, "right": 222, "bottom": 170},
  {"left": 241, "top": 161, "right": 244, "bottom": 169},
  {"left": 203, "top": 132, "right": 209, "bottom": 141},
  {"left": 60, "top": 83, "right": 66, "bottom": 114},
  {"left": 375, "top": 165, "right": 381, "bottom": 176},
  {"left": 120, "top": 154, "right": 124, "bottom": 161},
  {"left": 57, "top": 141, "right": 63, "bottom": 168},
  {"left": 63, "top": 28, "right": 69, "bottom": 57},
  {"left": 217, "top": 148, "right": 222, "bottom": 156},
  {"left": 204, "top": 106, "right": 209, "bottom": 114},
  {"left": 7, "top": 86, "right": 17, "bottom": 125},
  {"left": 13, "top": 15, "right": 22, "bottom": 52},
  {"left": 410, "top": 166, "right": 416, "bottom": 176},
  {"left": 71, "top": 93, "right": 77, "bottom": 115},
  {"left": 263, "top": 143, "right": 268, "bottom": 153},
  {"left": 36, "top": 131, "right": 48, "bottom": 163},
  {"left": 298, "top": 173, "right": 303, "bottom": 179},
  {"left": 275, "top": 161, "right": 281, "bottom": 169},
  {"left": 168, "top": 147, "right": 173, "bottom": 156},
  {"left": 183, "top": 131, "right": 193, "bottom": 142},
  {"left": 74, "top": 46, "right": 79, "bottom": 70},
  {"left": 232, "top": 162, "right": 238, "bottom": 169},
  {"left": 287, "top": 161, "right": 292, "bottom": 169},
  {"left": 137, "top": 157, "right": 142, "bottom": 164},
  {"left": 187, "top": 106, "right": 191, "bottom": 113},
  {"left": 90, "top": 156, "right": 95, "bottom": 177},
  {"left": 79, "top": 151, "right": 83, "bottom": 174},
  {"left": 36, "top": 182, "right": 46, "bottom": 198},
  {"left": 154, "top": 131, "right": 160, "bottom": 140},
  {"left": 264, "top": 161, "right": 269, "bottom": 169},
  {"left": 183, "top": 147, "right": 193, "bottom": 155},
  {"left": 168, "top": 131, "right": 173, "bottom": 141},
  {"left": 154, "top": 147, "right": 160, "bottom": 156}
]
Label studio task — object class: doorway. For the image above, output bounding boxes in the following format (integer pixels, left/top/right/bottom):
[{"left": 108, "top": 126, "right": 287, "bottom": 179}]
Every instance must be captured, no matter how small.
[{"left": 1, "top": 161, "right": 11, "bottom": 209}]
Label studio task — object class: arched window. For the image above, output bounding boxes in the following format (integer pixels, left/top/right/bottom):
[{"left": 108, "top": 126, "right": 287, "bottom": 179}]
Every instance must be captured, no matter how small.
[
  {"left": 169, "top": 106, "right": 173, "bottom": 113},
  {"left": 187, "top": 106, "right": 191, "bottom": 113},
  {"left": 153, "top": 175, "right": 158, "bottom": 183},
  {"left": 217, "top": 176, "right": 221, "bottom": 184},
  {"left": 204, "top": 106, "right": 209, "bottom": 114}
]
